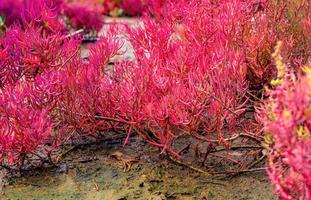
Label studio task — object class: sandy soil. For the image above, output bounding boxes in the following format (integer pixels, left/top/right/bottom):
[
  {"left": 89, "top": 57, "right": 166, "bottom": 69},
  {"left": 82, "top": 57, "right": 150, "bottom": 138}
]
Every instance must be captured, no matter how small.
[{"left": 0, "top": 135, "right": 275, "bottom": 200}]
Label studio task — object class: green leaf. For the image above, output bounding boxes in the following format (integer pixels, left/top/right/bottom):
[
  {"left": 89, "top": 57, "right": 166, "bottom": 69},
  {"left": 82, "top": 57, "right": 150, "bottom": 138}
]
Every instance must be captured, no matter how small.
[{"left": 0, "top": 16, "right": 6, "bottom": 26}]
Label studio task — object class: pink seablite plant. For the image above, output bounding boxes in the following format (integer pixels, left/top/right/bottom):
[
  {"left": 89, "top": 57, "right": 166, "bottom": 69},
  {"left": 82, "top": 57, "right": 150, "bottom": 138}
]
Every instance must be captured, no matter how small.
[
  {"left": 55, "top": 34, "right": 122, "bottom": 136},
  {"left": 0, "top": 0, "right": 23, "bottom": 26},
  {"left": 260, "top": 42, "right": 311, "bottom": 199},
  {"left": 0, "top": 25, "right": 76, "bottom": 165},
  {"left": 109, "top": 0, "right": 250, "bottom": 156},
  {"left": 0, "top": 0, "right": 65, "bottom": 32},
  {"left": 120, "top": 0, "right": 143, "bottom": 16},
  {"left": 0, "top": 25, "right": 78, "bottom": 88},
  {"left": 0, "top": 0, "right": 104, "bottom": 33},
  {"left": 0, "top": 20, "right": 122, "bottom": 166},
  {"left": 1, "top": 3, "right": 310, "bottom": 189},
  {"left": 21, "top": 0, "right": 65, "bottom": 33},
  {"left": 63, "top": 3, "right": 103, "bottom": 32},
  {"left": 243, "top": 0, "right": 311, "bottom": 89},
  {"left": 99, "top": 0, "right": 165, "bottom": 16},
  {"left": 100, "top": 0, "right": 143, "bottom": 16},
  {"left": 0, "top": 82, "right": 53, "bottom": 165}
]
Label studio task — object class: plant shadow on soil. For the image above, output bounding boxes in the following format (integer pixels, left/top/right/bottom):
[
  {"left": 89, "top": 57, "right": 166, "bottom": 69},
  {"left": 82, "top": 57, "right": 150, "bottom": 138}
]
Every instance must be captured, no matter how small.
[{"left": 0, "top": 134, "right": 276, "bottom": 200}]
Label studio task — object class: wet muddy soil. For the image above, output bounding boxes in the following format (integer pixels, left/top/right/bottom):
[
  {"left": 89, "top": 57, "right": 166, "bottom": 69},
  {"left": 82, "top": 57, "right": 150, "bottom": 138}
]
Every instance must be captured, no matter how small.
[{"left": 1, "top": 136, "right": 275, "bottom": 200}]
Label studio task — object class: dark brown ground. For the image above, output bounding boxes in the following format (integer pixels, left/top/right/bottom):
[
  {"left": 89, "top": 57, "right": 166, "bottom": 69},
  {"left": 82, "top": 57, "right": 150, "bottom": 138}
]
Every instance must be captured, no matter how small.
[{"left": 0, "top": 135, "right": 275, "bottom": 200}]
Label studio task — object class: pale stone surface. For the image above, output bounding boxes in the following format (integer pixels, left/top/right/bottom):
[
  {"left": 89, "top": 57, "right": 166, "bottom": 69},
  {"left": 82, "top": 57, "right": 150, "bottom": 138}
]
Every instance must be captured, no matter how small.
[{"left": 81, "top": 17, "right": 142, "bottom": 61}]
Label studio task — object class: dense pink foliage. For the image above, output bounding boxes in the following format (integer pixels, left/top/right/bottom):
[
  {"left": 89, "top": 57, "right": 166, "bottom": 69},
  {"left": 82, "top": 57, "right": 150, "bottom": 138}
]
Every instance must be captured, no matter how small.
[
  {"left": 0, "top": 2, "right": 310, "bottom": 199},
  {"left": 120, "top": 0, "right": 143, "bottom": 16},
  {"left": 63, "top": 3, "right": 103, "bottom": 32},
  {"left": 0, "top": 82, "right": 53, "bottom": 165},
  {"left": 55, "top": 35, "right": 122, "bottom": 136},
  {"left": 0, "top": 0, "right": 252, "bottom": 165},
  {"left": 0, "top": 0, "right": 103, "bottom": 32},
  {"left": 0, "top": 19, "right": 122, "bottom": 165},
  {"left": 101, "top": 0, "right": 165, "bottom": 16},
  {"left": 0, "top": 25, "right": 75, "bottom": 88},
  {"left": 0, "top": 0, "right": 64, "bottom": 29},
  {"left": 108, "top": 0, "right": 249, "bottom": 155},
  {"left": 244, "top": 0, "right": 311, "bottom": 88},
  {"left": 0, "top": 0, "right": 23, "bottom": 25},
  {"left": 261, "top": 67, "right": 311, "bottom": 199}
]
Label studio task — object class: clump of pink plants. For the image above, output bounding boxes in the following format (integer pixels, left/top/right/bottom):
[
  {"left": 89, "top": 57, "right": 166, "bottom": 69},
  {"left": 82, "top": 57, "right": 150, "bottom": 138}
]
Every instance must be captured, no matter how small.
[
  {"left": 55, "top": 34, "right": 122, "bottom": 136},
  {"left": 100, "top": 0, "right": 164, "bottom": 17},
  {"left": 1, "top": 6, "right": 311, "bottom": 200},
  {"left": 0, "top": 0, "right": 258, "bottom": 167},
  {"left": 63, "top": 3, "right": 103, "bottom": 32},
  {"left": 243, "top": 0, "right": 311, "bottom": 89},
  {"left": 0, "top": 0, "right": 23, "bottom": 26},
  {"left": 0, "top": 0, "right": 104, "bottom": 33},
  {"left": 259, "top": 42, "right": 311, "bottom": 199},
  {"left": 0, "top": 82, "right": 53, "bottom": 165},
  {"left": 0, "top": 0, "right": 64, "bottom": 30},
  {"left": 100, "top": 0, "right": 144, "bottom": 16},
  {"left": 0, "top": 15, "right": 121, "bottom": 166},
  {"left": 108, "top": 0, "right": 252, "bottom": 157},
  {"left": 0, "top": 24, "right": 75, "bottom": 87},
  {"left": 120, "top": 0, "right": 143, "bottom": 16}
]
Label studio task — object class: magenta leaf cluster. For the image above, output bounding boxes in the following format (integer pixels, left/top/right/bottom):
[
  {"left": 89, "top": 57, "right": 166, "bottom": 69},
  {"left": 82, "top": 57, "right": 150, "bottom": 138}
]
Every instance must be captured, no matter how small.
[
  {"left": 0, "top": 20, "right": 121, "bottom": 165},
  {"left": 0, "top": 1, "right": 310, "bottom": 199},
  {"left": 0, "top": 0, "right": 103, "bottom": 33},
  {"left": 261, "top": 68, "right": 311, "bottom": 199},
  {"left": 109, "top": 0, "right": 250, "bottom": 156},
  {"left": 63, "top": 3, "right": 103, "bottom": 32}
]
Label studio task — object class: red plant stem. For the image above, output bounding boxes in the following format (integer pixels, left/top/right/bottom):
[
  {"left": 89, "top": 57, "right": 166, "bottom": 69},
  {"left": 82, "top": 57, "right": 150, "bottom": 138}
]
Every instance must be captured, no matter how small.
[{"left": 123, "top": 125, "right": 133, "bottom": 146}]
